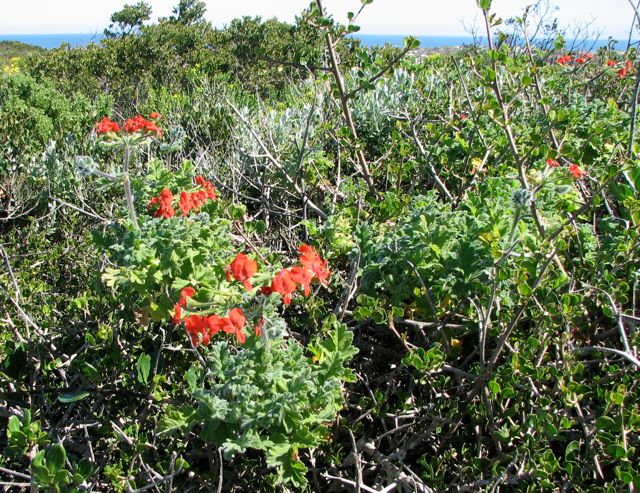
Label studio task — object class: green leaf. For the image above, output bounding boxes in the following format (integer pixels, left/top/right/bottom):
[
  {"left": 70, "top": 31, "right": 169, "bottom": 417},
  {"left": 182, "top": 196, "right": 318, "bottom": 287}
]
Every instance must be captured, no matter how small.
[
  {"left": 8, "top": 415, "right": 21, "bottom": 434},
  {"left": 477, "top": 0, "right": 492, "bottom": 10},
  {"left": 596, "top": 416, "right": 618, "bottom": 432},
  {"left": 58, "top": 390, "right": 90, "bottom": 404},
  {"left": 565, "top": 440, "right": 580, "bottom": 459},
  {"left": 487, "top": 380, "right": 501, "bottom": 396},
  {"left": 46, "top": 443, "right": 66, "bottom": 472},
  {"left": 32, "top": 461, "right": 53, "bottom": 487},
  {"left": 76, "top": 458, "right": 94, "bottom": 478},
  {"left": 157, "top": 406, "right": 192, "bottom": 436},
  {"left": 136, "top": 353, "right": 152, "bottom": 385},
  {"left": 606, "top": 443, "right": 627, "bottom": 459},
  {"left": 185, "top": 364, "right": 200, "bottom": 392}
]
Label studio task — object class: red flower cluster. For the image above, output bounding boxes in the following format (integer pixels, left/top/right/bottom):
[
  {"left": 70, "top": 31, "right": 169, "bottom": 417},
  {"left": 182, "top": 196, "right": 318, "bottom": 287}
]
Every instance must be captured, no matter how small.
[
  {"left": 617, "top": 60, "right": 634, "bottom": 79},
  {"left": 261, "top": 244, "right": 330, "bottom": 305},
  {"left": 123, "top": 115, "right": 162, "bottom": 137},
  {"left": 95, "top": 117, "right": 121, "bottom": 134},
  {"left": 299, "top": 244, "right": 330, "bottom": 284},
  {"left": 147, "top": 176, "right": 217, "bottom": 219},
  {"left": 195, "top": 176, "right": 217, "bottom": 200},
  {"left": 547, "top": 156, "right": 585, "bottom": 179},
  {"left": 148, "top": 188, "right": 176, "bottom": 219},
  {"left": 94, "top": 113, "right": 162, "bottom": 138},
  {"left": 568, "top": 164, "right": 585, "bottom": 179},
  {"left": 178, "top": 176, "right": 218, "bottom": 216},
  {"left": 575, "top": 53, "right": 593, "bottom": 64},
  {"left": 557, "top": 53, "right": 593, "bottom": 66},
  {"left": 226, "top": 253, "right": 258, "bottom": 291},
  {"left": 171, "top": 288, "right": 251, "bottom": 346},
  {"left": 557, "top": 54, "right": 572, "bottom": 66},
  {"left": 172, "top": 287, "right": 195, "bottom": 325}
]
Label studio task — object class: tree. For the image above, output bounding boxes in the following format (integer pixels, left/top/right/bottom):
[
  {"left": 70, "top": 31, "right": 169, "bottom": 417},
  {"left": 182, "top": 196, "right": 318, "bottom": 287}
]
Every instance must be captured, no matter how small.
[
  {"left": 170, "top": 0, "right": 207, "bottom": 26},
  {"left": 104, "top": 2, "right": 153, "bottom": 38}
]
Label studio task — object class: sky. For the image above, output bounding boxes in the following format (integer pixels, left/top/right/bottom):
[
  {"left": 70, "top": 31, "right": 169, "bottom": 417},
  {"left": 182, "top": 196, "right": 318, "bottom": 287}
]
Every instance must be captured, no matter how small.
[{"left": 0, "top": 0, "right": 634, "bottom": 39}]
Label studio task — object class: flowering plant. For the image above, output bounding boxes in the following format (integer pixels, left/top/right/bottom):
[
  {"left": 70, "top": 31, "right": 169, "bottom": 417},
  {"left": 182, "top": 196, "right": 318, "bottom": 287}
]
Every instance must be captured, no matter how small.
[{"left": 90, "top": 121, "right": 356, "bottom": 487}]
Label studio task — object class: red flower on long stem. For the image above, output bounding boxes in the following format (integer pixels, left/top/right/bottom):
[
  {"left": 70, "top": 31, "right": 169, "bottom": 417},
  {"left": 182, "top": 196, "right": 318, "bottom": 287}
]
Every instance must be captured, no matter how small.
[
  {"left": 228, "top": 308, "right": 247, "bottom": 344},
  {"left": 195, "top": 176, "right": 217, "bottom": 200},
  {"left": 227, "top": 253, "right": 258, "bottom": 291},
  {"left": 290, "top": 266, "right": 314, "bottom": 296},
  {"left": 546, "top": 158, "right": 559, "bottom": 168},
  {"left": 148, "top": 188, "right": 176, "bottom": 219},
  {"left": 172, "top": 287, "right": 196, "bottom": 325},
  {"left": 299, "top": 244, "right": 330, "bottom": 285},
  {"left": 95, "top": 117, "right": 121, "bottom": 134},
  {"left": 270, "top": 269, "right": 298, "bottom": 305}
]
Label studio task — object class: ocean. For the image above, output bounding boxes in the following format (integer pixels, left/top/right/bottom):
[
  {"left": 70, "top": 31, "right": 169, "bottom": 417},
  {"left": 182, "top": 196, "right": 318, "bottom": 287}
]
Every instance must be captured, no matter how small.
[
  {"left": 0, "top": 33, "right": 103, "bottom": 49},
  {"left": 0, "top": 32, "right": 633, "bottom": 51}
]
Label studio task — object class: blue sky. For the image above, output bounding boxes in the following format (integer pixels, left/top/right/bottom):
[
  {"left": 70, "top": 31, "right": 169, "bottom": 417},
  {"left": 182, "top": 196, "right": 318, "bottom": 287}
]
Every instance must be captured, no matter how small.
[{"left": 0, "top": 0, "right": 634, "bottom": 38}]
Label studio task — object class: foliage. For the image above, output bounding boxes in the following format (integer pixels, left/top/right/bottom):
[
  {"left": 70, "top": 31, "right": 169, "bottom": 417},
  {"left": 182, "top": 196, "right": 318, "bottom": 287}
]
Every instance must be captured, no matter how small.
[
  {"left": 104, "top": 1, "right": 153, "bottom": 38},
  {"left": 2, "top": 0, "right": 640, "bottom": 491}
]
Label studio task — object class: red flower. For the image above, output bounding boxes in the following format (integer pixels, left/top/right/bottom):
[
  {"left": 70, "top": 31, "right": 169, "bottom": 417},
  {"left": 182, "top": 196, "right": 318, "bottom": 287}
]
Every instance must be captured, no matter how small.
[
  {"left": 124, "top": 115, "right": 145, "bottom": 133},
  {"left": 557, "top": 55, "right": 572, "bottom": 66},
  {"left": 228, "top": 253, "right": 258, "bottom": 291},
  {"left": 143, "top": 120, "right": 162, "bottom": 137},
  {"left": 179, "top": 191, "right": 193, "bottom": 217},
  {"left": 148, "top": 188, "right": 175, "bottom": 219},
  {"left": 290, "top": 266, "right": 314, "bottom": 296},
  {"left": 123, "top": 115, "right": 162, "bottom": 137},
  {"left": 149, "top": 112, "right": 162, "bottom": 119},
  {"left": 185, "top": 315, "right": 211, "bottom": 346},
  {"left": 180, "top": 287, "right": 196, "bottom": 300},
  {"left": 254, "top": 318, "right": 263, "bottom": 337},
  {"left": 618, "top": 62, "right": 633, "bottom": 79},
  {"left": 195, "top": 176, "right": 218, "bottom": 200},
  {"left": 299, "top": 244, "right": 330, "bottom": 285},
  {"left": 576, "top": 57, "right": 586, "bottom": 64},
  {"left": 229, "top": 308, "right": 246, "bottom": 329},
  {"left": 171, "top": 287, "right": 196, "bottom": 325},
  {"left": 172, "top": 305, "right": 182, "bottom": 325},
  {"left": 270, "top": 269, "right": 297, "bottom": 305},
  {"left": 217, "top": 309, "right": 246, "bottom": 344},
  {"left": 95, "top": 117, "right": 121, "bottom": 134},
  {"left": 180, "top": 302, "right": 247, "bottom": 346},
  {"left": 546, "top": 158, "right": 559, "bottom": 168},
  {"left": 568, "top": 164, "right": 585, "bottom": 179},
  {"left": 205, "top": 315, "right": 224, "bottom": 336},
  {"left": 607, "top": 59, "right": 616, "bottom": 67}
]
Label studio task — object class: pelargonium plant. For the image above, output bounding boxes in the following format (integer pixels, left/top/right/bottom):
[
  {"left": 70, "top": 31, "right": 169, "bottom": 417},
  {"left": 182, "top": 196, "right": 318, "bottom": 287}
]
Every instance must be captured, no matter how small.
[{"left": 88, "top": 116, "right": 357, "bottom": 488}]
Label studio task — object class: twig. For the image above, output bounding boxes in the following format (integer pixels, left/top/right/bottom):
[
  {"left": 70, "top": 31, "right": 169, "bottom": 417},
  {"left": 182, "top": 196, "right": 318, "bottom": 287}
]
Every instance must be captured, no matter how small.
[
  {"left": 314, "top": 0, "right": 378, "bottom": 198},
  {"left": 322, "top": 473, "right": 387, "bottom": 493},
  {"left": 0, "top": 466, "right": 31, "bottom": 481},
  {"left": 574, "top": 346, "right": 640, "bottom": 369},
  {"left": 225, "top": 98, "right": 328, "bottom": 220}
]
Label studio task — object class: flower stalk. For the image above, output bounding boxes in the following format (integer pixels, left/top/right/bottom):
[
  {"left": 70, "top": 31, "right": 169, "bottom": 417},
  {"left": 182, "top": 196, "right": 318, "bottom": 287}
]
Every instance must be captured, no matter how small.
[{"left": 123, "top": 145, "right": 139, "bottom": 229}]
